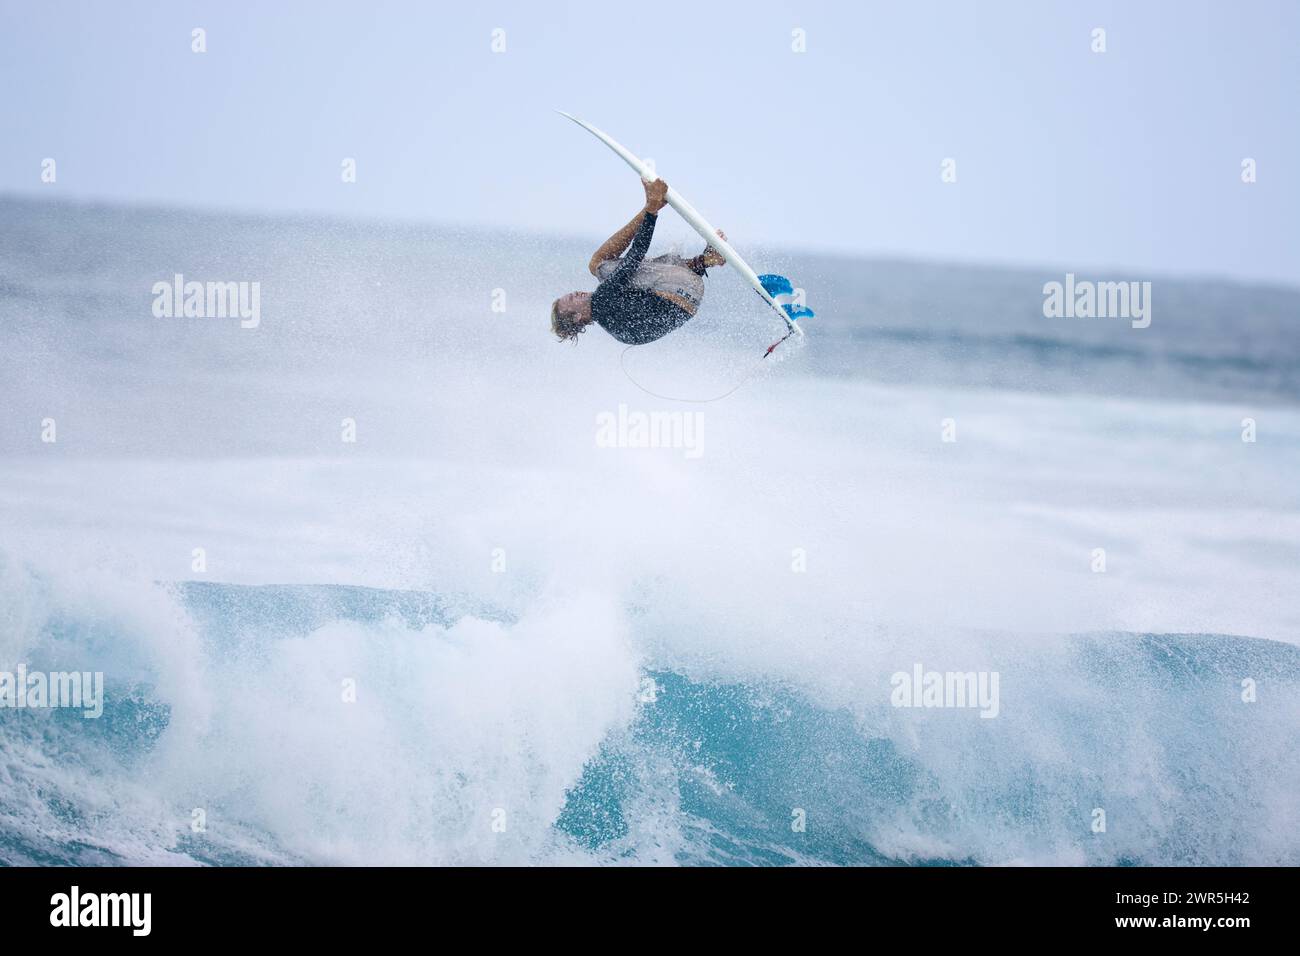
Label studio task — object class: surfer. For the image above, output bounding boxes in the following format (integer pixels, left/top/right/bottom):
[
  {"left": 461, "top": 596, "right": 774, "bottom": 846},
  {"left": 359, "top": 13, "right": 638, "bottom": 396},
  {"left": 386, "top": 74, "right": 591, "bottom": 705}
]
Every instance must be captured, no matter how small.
[{"left": 551, "top": 179, "right": 727, "bottom": 344}]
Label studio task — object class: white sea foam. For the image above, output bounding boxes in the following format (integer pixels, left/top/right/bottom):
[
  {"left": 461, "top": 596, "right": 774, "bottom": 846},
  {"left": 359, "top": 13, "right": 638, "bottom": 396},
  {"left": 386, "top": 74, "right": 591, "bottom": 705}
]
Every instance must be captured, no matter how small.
[{"left": 2, "top": 202, "right": 1297, "bottom": 864}]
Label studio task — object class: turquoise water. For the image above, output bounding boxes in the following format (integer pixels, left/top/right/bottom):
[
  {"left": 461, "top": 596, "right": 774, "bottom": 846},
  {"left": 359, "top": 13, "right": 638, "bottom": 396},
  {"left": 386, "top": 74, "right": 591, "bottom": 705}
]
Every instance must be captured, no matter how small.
[
  {"left": 2, "top": 198, "right": 1298, "bottom": 866},
  {"left": 3, "top": 580, "right": 1296, "bottom": 866}
]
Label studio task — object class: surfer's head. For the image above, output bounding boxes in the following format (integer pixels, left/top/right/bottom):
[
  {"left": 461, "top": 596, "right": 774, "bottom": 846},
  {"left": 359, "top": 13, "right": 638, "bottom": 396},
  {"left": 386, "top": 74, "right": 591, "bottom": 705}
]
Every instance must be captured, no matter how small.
[{"left": 551, "top": 291, "right": 593, "bottom": 342}]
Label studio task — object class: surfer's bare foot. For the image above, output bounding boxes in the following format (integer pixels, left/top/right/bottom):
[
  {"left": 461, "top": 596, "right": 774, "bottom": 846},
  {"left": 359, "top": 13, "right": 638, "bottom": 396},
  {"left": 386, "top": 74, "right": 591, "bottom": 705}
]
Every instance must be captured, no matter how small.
[{"left": 701, "top": 230, "right": 727, "bottom": 268}]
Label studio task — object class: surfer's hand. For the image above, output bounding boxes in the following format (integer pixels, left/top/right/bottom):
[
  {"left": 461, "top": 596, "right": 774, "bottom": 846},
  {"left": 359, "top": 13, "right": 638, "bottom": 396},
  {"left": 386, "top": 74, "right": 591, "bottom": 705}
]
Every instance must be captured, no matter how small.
[
  {"left": 701, "top": 230, "right": 727, "bottom": 268},
  {"left": 643, "top": 178, "right": 668, "bottom": 213}
]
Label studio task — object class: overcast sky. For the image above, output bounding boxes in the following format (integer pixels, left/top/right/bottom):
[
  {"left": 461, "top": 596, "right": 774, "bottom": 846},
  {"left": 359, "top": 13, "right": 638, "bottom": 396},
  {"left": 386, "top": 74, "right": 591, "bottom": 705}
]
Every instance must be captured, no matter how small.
[{"left": 2, "top": 0, "right": 1296, "bottom": 284}]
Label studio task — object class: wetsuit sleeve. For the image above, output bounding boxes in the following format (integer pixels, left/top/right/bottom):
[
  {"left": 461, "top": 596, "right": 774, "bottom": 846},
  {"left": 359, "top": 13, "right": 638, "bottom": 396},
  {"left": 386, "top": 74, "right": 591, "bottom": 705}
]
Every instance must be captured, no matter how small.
[{"left": 601, "top": 212, "right": 657, "bottom": 289}]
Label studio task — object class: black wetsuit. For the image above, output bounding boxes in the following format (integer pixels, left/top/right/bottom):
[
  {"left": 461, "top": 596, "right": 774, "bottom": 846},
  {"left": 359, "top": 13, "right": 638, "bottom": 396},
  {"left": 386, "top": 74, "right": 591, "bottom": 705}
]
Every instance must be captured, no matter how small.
[{"left": 591, "top": 212, "right": 707, "bottom": 345}]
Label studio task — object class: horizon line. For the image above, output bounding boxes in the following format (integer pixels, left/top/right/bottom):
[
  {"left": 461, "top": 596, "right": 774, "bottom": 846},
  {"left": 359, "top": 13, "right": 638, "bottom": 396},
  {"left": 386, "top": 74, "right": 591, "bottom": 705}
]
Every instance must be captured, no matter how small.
[{"left": 3, "top": 189, "right": 1297, "bottom": 295}]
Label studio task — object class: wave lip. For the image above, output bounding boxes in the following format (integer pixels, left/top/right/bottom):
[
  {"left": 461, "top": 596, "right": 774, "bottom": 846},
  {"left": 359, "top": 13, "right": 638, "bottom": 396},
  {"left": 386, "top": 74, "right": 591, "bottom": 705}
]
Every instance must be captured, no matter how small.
[
  {"left": 560, "top": 632, "right": 1300, "bottom": 867},
  {"left": 3, "top": 576, "right": 1296, "bottom": 866}
]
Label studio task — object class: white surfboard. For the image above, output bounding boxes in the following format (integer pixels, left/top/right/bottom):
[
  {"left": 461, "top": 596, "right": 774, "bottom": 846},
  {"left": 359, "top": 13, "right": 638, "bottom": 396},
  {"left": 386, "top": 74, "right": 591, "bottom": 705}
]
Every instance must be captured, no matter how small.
[{"left": 558, "top": 111, "right": 803, "bottom": 338}]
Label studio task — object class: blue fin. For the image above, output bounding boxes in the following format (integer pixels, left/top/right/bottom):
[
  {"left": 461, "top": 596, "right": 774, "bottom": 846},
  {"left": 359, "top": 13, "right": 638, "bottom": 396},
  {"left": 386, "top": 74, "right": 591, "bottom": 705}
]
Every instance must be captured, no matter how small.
[
  {"left": 783, "top": 304, "right": 814, "bottom": 322},
  {"left": 758, "top": 274, "right": 794, "bottom": 297}
]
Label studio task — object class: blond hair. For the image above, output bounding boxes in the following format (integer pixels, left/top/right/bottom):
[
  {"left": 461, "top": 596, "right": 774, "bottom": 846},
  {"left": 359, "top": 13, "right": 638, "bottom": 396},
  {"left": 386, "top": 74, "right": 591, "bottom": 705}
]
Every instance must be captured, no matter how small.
[{"left": 551, "top": 298, "right": 588, "bottom": 342}]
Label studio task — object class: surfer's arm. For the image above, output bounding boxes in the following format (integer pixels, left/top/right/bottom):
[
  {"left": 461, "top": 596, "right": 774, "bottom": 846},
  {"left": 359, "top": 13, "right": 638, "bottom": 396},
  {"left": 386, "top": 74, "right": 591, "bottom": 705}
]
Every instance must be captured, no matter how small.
[
  {"left": 597, "top": 212, "right": 657, "bottom": 288},
  {"left": 588, "top": 210, "right": 651, "bottom": 276},
  {"left": 588, "top": 180, "right": 668, "bottom": 277}
]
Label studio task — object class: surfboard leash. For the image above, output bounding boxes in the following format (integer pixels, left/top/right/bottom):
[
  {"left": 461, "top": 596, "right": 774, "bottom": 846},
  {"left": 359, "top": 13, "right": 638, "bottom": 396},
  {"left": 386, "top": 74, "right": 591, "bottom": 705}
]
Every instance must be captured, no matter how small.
[
  {"left": 619, "top": 344, "right": 765, "bottom": 404},
  {"left": 763, "top": 327, "right": 799, "bottom": 359}
]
